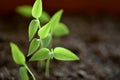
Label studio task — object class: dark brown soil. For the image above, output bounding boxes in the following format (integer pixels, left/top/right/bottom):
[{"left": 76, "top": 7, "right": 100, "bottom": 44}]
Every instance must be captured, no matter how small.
[{"left": 0, "top": 14, "right": 120, "bottom": 80}]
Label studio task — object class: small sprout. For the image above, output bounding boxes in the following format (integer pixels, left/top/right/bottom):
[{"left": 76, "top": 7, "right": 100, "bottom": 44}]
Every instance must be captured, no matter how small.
[
  {"left": 19, "top": 67, "right": 29, "bottom": 80},
  {"left": 32, "top": 0, "right": 42, "bottom": 19},
  {"left": 10, "top": 0, "right": 80, "bottom": 79},
  {"left": 10, "top": 42, "right": 26, "bottom": 65}
]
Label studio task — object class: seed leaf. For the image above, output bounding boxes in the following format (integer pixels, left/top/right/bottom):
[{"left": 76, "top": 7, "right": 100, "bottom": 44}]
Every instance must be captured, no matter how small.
[
  {"left": 38, "top": 23, "right": 50, "bottom": 39},
  {"left": 32, "top": 0, "right": 42, "bottom": 19},
  {"left": 29, "top": 19, "right": 39, "bottom": 41},
  {"left": 19, "top": 67, "right": 29, "bottom": 80},
  {"left": 52, "top": 23, "right": 69, "bottom": 37},
  {"left": 10, "top": 42, "right": 26, "bottom": 65},
  {"left": 29, "top": 48, "right": 50, "bottom": 61},
  {"left": 28, "top": 38, "right": 40, "bottom": 56},
  {"left": 54, "top": 47, "right": 79, "bottom": 61}
]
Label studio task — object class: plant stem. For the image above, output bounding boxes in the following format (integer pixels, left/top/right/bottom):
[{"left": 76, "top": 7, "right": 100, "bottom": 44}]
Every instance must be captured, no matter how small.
[
  {"left": 24, "top": 64, "right": 36, "bottom": 80},
  {"left": 40, "top": 38, "right": 44, "bottom": 48},
  {"left": 45, "top": 58, "right": 50, "bottom": 78}
]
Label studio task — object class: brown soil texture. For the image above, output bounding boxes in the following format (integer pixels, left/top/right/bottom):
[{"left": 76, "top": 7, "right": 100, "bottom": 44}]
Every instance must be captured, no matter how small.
[{"left": 0, "top": 14, "right": 120, "bottom": 80}]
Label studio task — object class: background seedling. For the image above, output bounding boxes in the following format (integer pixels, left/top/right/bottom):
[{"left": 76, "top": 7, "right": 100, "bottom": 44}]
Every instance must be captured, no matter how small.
[
  {"left": 10, "top": 0, "right": 79, "bottom": 79},
  {"left": 16, "top": 5, "right": 50, "bottom": 23}
]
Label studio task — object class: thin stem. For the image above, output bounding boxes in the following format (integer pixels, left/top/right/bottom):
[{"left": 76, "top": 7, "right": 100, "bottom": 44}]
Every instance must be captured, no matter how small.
[
  {"left": 40, "top": 38, "right": 43, "bottom": 48},
  {"left": 24, "top": 64, "right": 36, "bottom": 80},
  {"left": 45, "top": 58, "right": 50, "bottom": 78}
]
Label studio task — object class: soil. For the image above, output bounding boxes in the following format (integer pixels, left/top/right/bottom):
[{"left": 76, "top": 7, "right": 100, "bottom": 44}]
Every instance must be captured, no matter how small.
[{"left": 0, "top": 14, "right": 120, "bottom": 80}]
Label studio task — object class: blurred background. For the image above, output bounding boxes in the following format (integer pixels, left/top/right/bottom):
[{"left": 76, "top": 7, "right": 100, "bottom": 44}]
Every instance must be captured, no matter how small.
[
  {"left": 0, "top": 0, "right": 120, "bottom": 80},
  {"left": 0, "top": 0, "right": 120, "bottom": 15}
]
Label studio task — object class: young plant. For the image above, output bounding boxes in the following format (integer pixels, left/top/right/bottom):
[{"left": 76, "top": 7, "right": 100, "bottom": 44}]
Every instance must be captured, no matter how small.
[{"left": 10, "top": 0, "right": 79, "bottom": 79}]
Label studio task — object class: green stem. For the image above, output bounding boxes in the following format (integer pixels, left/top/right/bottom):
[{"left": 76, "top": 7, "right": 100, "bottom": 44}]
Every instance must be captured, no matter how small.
[
  {"left": 40, "top": 38, "right": 43, "bottom": 48},
  {"left": 24, "top": 64, "right": 36, "bottom": 80},
  {"left": 45, "top": 58, "right": 50, "bottom": 78}
]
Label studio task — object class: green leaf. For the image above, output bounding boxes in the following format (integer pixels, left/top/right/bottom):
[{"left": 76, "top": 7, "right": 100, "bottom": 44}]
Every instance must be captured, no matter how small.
[
  {"left": 38, "top": 23, "right": 50, "bottom": 39},
  {"left": 28, "top": 38, "right": 40, "bottom": 56},
  {"left": 42, "top": 33, "right": 52, "bottom": 48},
  {"left": 53, "top": 47, "right": 79, "bottom": 61},
  {"left": 29, "top": 48, "right": 50, "bottom": 61},
  {"left": 10, "top": 42, "right": 26, "bottom": 65},
  {"left": 53, "top": 23, "right": 69, "bottom": 37},
  {"left": 19, "top": 67, "right": 29, "bottom": 80},
  {"left": 29, "top": 19, "right": 39, "bottom": 41},
  {"left": 16, "top": 5, "right": 32, "bottom": 18},
  {"left": 40, "top": 11, "right": 50, "bottom": 23},
  {"left": 38, "top": 10, "right": 63, "bottom": 39},
  {"left": 50, "top": 9, "right": 63, "bottom": 33},
  {"left": 32, "top": 0, "right": 42, "bottom": 19}
]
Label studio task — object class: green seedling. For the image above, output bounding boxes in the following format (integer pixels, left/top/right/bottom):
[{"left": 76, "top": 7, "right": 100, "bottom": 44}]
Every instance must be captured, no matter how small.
[{"left": 10, "top": 0, "right": 79, "bottom": 79}]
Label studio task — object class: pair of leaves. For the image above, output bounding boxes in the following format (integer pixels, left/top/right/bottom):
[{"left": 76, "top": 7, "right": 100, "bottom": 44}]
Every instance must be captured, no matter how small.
[
  {"left": 10, "top": 43, "right": 26, "bottom": 65},
  {"left": 30, "top": 47, "right": 79, "bottom": 61},
  {"left": 10, "top": 43, "right": 79, "bottom": 69}
]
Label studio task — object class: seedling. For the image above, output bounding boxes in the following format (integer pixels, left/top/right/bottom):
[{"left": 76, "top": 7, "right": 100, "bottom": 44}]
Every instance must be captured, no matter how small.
[{"left": 10, "top": 0, "right": 79, "bottom": 80}]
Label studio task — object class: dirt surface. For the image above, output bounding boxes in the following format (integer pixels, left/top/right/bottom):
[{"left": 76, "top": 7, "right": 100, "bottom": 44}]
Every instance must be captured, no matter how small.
[{"left": 0, "top": 14, "right": 120, "bottom": 80}]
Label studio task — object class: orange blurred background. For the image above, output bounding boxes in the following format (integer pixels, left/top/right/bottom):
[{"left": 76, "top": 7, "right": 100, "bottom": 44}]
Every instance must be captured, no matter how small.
[{"left": 0, "top": 0, "right": 120, "bottom": 15}]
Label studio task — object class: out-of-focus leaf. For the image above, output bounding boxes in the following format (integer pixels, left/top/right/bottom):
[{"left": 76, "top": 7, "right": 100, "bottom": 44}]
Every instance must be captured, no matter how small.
[
  {"left": 19, "top": 67, "right": 29, "bottom": 80},
  {"left": 40, "top": 11, "right": 50, "bottom": 23},
  {"left": 52, "top": 23, "right": 69, "bottom": 37},
  {"left": 42, "top": 33, "right": 52, "bottom": 48},
  {"left": 16, "top": 5, "right": 32, "bottom": 18}
]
